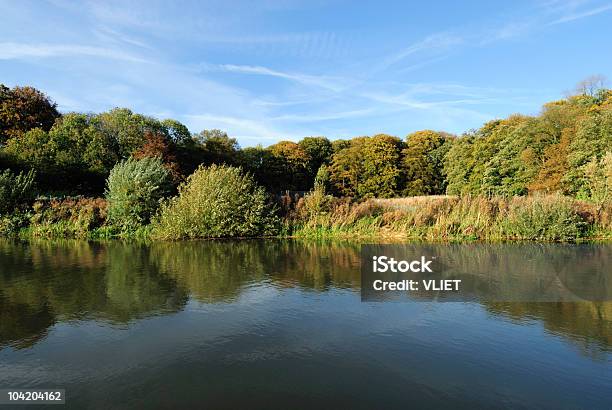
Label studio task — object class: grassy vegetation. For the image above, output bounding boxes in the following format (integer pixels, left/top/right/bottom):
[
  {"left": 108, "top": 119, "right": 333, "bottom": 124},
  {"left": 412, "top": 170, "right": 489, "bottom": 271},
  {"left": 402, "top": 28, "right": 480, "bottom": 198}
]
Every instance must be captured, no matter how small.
[
  {"left": 1, "top": 180, "right": 610, "bottom": 242},
  {"left": 0, "top": 197, "right": 148, "bottom": 240},
  {"left": 1, "top": 192, "right": 611, "bottom": 242},
  {"left": 285, "top": 191, "right": 612, "bottom": 241}
]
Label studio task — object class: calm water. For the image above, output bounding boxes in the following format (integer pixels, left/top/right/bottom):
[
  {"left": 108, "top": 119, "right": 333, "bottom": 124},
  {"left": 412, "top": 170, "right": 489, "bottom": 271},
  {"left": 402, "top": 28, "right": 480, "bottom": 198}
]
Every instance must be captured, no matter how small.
[{"left": 0, "top": 240, "right": 610, "bottom": 409}]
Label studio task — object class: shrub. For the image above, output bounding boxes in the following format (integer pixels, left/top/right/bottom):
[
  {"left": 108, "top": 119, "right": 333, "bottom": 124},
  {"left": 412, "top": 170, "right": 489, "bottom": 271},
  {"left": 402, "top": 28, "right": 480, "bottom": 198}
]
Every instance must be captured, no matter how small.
[
  {"left": 28, "top": 197, "right": 108, "bottom": 238},
  {"left": 0, "top": 213, "right": 30, "bottom": 236},
  {"left": 152, "top": 164, "right": 278, "bottom": 239},
  {"left": 0, "top": 168, "right": 36, "bottom": 215},
  {"left": 501, "top": 195, "right": 588, "bottom": 241},
  {"left": 583, "top": 151, "right": 612, "bottom": 204},
  {"left": 295, "top": 186, "right": 334, "bottom": 222},
  {"left": 105, "top": 157, "right": 171, "bottom": 231}
]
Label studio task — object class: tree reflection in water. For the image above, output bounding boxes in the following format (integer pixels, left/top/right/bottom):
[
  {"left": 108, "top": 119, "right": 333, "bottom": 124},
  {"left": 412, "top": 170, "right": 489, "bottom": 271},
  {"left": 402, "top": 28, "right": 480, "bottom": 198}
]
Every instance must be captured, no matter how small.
[{"left": 0, "top": 239, "right": 610, "bottom": 356}]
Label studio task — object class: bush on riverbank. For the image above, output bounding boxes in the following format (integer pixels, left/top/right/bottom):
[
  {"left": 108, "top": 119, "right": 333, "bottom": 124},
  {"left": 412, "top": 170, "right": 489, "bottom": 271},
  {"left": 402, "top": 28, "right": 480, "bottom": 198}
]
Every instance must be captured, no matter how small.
[
  {"left": 152, "top": 164, "right": 279, "bottom": 239},
  {"left": 0, "top": 169, "right": 36, "bottom": 215},
  {"left": 500, "top": 196, "right": 589, "bottom": 241},
  {"left": 26, "top": 197, "right": 111, "bottom": 239},
  {"left": 288, "top": 193, "right": 612, "bottom": 241},
  {"left": 106, "top": 157, "right": 172, "bottom": 232}
]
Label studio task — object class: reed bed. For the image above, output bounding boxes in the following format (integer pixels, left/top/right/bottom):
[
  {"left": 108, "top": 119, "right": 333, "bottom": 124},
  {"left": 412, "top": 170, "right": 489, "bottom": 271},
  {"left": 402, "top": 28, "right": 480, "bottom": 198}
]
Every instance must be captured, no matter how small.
[{"left": 287, "top": 192, "right": 612, "bottom": 242}]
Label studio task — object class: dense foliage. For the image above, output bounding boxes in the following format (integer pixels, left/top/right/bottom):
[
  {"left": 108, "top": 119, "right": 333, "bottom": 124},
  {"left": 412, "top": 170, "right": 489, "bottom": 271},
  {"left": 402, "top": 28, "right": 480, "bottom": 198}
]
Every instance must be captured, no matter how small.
[
  {"left": 0, "top": 81, "right": 611, "bottom": 241},
  {"left": 105, "top": 157, "right": 172, "bottom": 231},
  {"left": 0, "top": 168, "right": 36, "bottom": 215},
  {"left": 28, "top": 198, "right": 109, "bottom": 239},
  {"left": 152, "top": 165, "right": 278, "bottom": 239},
  {"left": 3, "top": 81, "right": 610, "bottom": 201},
  {"left": 445, "top": 90, "right": 612, "bottom": 199},
  {"left": 0, "top": 85, "right": 59, "bottom": 142}
]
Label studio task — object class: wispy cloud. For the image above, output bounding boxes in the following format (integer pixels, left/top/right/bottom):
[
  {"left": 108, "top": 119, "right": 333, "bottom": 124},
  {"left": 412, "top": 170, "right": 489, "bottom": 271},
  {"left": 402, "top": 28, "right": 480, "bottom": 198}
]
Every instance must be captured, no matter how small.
[
  {"left": 548, "top": 3, "right": 612, "bottom": 24},
  {"left": 0, "top": 42, "right": 147, "bottom": 62},
  {"left": 205, "top": 63, "right": 352, "bottom": 92},
  {"left": 270, "top": 108, "right": 375, "bottom": 122},
  {"left": 93, "top": 27, "right": 153, "bottom": 50},
  {"left": 2, "top": 0, "right": 603, "bottom": 144},
  {"left": 480, "top": 20, "right": 536, "bottom": 44},
  {"left": 373, "top": 0, "right": 612, "bottom": 73},
  {"left": 252, "top": 97, "right": 326, "bottom": 107},
  {"left": 378, "top": 33, "right": 464, "bottom": 71},
  {"left": 184, "top": 114, "right": 282, "bottom": 141},
  {"left": 359, "top": 91, "right": 497, "bottom": 110}
]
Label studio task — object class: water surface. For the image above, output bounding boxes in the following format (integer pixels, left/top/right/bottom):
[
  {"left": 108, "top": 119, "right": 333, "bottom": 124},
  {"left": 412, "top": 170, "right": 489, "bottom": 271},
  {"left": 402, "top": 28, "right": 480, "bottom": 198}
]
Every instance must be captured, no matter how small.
[{"left": 0, "top": 240, "right": 610, "bottom": 409}]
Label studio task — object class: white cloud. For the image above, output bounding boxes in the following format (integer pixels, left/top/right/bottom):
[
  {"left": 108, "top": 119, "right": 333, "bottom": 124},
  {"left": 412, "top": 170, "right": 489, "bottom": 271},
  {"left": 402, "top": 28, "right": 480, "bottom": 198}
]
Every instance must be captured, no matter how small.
[
  {"left": 0, "top": 42, "right": 147, "bottom": 62},
  {"left": 548, "top": 3, "right": 612, "bottom": 24},
  {"left": 3, "top": 0, "right": 600, "bottom": 146},
  {"left": 378, "top": 33, "right": 464, "bottom": 71},
  {"left": 270, "top": 108, "right": 376, "bottom": 122},
  {"left": 93, "top": 27, "right": 153, "bottom": 50},
  {"left": 183, "top": 114, "right": 283, "bottom": 141},
  {"left": 206, "top": 63, "right": 352, "bottom": 92}
]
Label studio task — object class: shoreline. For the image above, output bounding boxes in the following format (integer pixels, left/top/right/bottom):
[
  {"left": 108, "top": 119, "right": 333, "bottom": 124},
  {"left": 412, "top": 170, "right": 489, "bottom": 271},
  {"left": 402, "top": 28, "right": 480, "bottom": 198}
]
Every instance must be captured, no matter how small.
[
  {"left": 2, "top": 231, "right": 611, "bottom": 243},
  {"left": 3, "top": 193, "right": 611, "bottom": 243}
]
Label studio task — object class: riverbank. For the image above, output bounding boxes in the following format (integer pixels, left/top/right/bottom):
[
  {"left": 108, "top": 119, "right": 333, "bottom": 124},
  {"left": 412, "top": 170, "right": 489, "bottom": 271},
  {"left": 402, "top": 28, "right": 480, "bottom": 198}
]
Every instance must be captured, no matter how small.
[
  {"left": 287, "top": 194, "right": 612, "bottom": 242},
  {"left": 1, "top": 194, "right": 611, "bottom": 242}
]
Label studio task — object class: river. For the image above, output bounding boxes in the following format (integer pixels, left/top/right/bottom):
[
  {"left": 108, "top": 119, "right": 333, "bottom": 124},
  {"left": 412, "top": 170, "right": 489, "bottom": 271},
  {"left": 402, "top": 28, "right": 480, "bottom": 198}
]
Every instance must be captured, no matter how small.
[{"left": 0, "top": 240, "right": 610, "bottom": 409}]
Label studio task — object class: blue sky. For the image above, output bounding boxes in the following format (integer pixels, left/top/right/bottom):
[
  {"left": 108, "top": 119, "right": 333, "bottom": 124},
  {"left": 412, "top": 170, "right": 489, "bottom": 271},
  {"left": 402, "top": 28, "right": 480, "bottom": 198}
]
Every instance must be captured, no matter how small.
[{"left": 1, "top": 0, "right": 611, "bottom": 146}]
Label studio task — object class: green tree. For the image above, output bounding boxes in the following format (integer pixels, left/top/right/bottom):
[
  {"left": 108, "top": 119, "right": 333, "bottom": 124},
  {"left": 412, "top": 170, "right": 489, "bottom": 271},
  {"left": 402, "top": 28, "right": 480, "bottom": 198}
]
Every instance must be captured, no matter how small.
[
  {"left": 358, "top": 134, "right": 403, "bottom": 198},
  {"left": 564, "top": 104, "right": 612, "bottom": 196},
  {"left": 331, "top": 139, "right": 351, "bottom": 153},
  {"left": 314, "top": 164, "right": 330, "bottom": 192},
  {"left": 96, "top": 108, "right": 164, "bottom": 158},
  {"left": 445, "top": 116, "right": 541, "bottom": 196},
  {"left": 298, "top": 136, "right": 333, "bottom": 187},
  {"left": 527, "top": 98, "right": 587, "bottom": 193},
  {"left": 53, "top": 113, "right": 119, "bottom": 173},
  {"left": 5, "top": 113, "right": 120, "bottom": 172},
  {"left": 583, "top": 152, "right": 612, "bottom": 204},
  {"left": 161, "top": 119, "right": 192, "bottom": 146},
  {"left": 402, "top": 130, "right": 453, "bottom": 195},
  {"left": 194, "top": 129, "right": 239, "bottom": 165},
  {"left": 329, "top": 137, "right": 366, "bottom": 197},
  {"left": 329, "top": 135, "right": 403, "bottom": 198},
  {"left": 444, "top": 134, "right": 474, "bottom": 195},
  {"left": 268, "top": 140, "right": 311, "bottom": 191},
  {"left": 4, "top": 128, "right": 54, "bottom": 172},
  {"left": 237, "top": 145, "right": 278, "bottom": 191},
  {"left": 480, "top": 115, "right": 544, "bottom": 196}
]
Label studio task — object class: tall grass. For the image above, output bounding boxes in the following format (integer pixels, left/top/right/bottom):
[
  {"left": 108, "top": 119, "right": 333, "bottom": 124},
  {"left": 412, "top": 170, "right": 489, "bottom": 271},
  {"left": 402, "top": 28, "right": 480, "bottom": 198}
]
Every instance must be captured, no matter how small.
[
  {"left": 288, "top": 193, "right": 611, "bottom": 242},
  {"left": 4, "top": 188, "right": 611, "bottom": 242}
]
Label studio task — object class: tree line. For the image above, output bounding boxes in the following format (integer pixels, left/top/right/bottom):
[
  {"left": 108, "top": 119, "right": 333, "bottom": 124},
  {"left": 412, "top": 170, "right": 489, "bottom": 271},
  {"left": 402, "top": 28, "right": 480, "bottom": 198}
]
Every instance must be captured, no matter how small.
[{"left": 1, "top": 82, "right": 611, "bottom": 201}]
